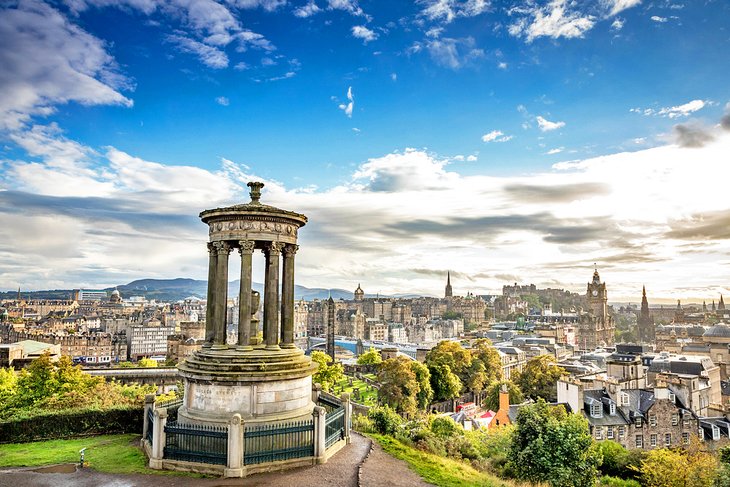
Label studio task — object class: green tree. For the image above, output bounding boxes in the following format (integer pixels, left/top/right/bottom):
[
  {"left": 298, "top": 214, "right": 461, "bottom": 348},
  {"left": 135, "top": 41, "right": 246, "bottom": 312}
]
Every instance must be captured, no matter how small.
[
  {"left": 357, "top": 347, "right": 382, "bottom": 366},
  {"left": 428, "top": 363, "right": 462, "bottom": 401},
  {"left": 484, "top": 380, "right": 524, "bottom": 412},
  {"left": 409, "top": 360, "right": 433, "bottom": 410},
  {"left": 377, "top": 357, "right": 419, "bottom": 416},
  {"left": 515, "top": 354, "right": 565, "bottom": 401},
  {"left": 15, "top": 352, "right": 59, "bottom": 407},
  {"left": 0, "top": 367, "right": 17, "bottom": 404},
  {"left": 311, "top": 350, "right": 344, "bottom": 392},
  {"left": 471, "top": 338, "right": 503, "bottom": 385},
  {"left": 425, "top": 340, "right": 472, "bottom": 391},
  {"left": 639, "top": 439, "right": 717, "bottom": 487},
  {"left": 509, "top": 399, "right": 601, "bottom": 487}
]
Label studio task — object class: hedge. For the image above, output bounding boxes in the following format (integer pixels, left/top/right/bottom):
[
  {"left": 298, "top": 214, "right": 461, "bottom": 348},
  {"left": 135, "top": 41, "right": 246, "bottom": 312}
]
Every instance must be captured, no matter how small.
[{"left": 0, "top": 406, "right": 143, "bottom": 443}]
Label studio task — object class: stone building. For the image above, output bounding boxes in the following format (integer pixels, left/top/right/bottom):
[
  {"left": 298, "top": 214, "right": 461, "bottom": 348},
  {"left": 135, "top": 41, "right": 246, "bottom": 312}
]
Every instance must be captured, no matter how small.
[
  {"left": 128, "top": 324, "right": 175, "bottom": 360},
  {"left": 637, "top": 286, "right": 655, "bottom": 343},
  {"left": 576, "top": 269, "right": 615, "bottom": 350}
]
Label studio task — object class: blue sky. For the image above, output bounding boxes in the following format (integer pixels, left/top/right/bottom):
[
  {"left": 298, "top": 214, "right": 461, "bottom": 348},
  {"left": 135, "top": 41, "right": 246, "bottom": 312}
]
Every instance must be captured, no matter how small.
[{"left": 1, "top": 0, "right": 730, "bottom": 302}]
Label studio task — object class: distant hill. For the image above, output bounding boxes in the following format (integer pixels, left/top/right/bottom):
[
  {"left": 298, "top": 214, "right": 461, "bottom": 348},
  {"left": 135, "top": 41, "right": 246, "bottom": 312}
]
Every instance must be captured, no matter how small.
[{"left": 1, "top": 278, "right": 420, "bottom": 302}]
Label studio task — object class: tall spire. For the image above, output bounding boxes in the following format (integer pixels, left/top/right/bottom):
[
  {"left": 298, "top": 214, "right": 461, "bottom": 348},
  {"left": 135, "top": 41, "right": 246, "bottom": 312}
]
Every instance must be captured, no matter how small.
[
  {"left": 445, "top": 271, "right": 453, "bottom": 298},
  {"left": 720, "top": 294, "right": 726, "bottom": 311}
]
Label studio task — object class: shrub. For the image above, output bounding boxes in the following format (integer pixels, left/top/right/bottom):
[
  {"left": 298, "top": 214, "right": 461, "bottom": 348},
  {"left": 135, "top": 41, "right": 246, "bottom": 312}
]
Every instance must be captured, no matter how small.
[
  {"left": 0, "top": 405, "right": 142, "bottom": 443},
  {"left": 368, "top": 405, "right": 402, "bottom": 435},
  {"left": 599, "top": 476, "right": 641, "bottom": 487},
  {"left": 352, "top": 414, "right": 376, "bottom": 433},
  {"left": 431, "top": 416, "right": 461, "bottom": 438},
  {"left": 597, "top": 440, "right": 631, "bottom": 478}
]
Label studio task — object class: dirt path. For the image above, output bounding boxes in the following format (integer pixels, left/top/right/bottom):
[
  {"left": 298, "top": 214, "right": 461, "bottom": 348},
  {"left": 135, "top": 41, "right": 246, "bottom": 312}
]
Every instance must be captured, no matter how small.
[{"left": 0, "top": 432, "right": 431, "bottom": 487}]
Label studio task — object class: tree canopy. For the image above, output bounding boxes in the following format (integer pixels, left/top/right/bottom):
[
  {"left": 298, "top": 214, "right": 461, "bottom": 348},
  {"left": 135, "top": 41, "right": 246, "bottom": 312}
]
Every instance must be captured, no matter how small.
[
  {"left": 377, "top": 357, "right": 419, "bottom": 416},
  {"left": 357, "top": 347, "right": 382, "bottom": 366},
  {"left": 484, "top": 380, "right": 524, "bottom": 412},
  {"left": 515, "top": 354, "right": 565, "bottom": 402},
  {"left": 311, "top": 350, "right": 344, "bottom": 392}
]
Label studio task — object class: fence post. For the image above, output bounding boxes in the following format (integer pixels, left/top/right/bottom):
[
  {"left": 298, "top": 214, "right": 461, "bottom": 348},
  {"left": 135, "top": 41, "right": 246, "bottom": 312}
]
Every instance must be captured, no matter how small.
[
  {"left": 313, "top": 405, "right": 326, "bottom": 464},
  {"left": 149, "top": 408, "right": 168, "bottom": 469},
  {"left": 225, "top": 414, "right": 244, "bottom": 477},
  {"left": 312, "top": 383, "right": 322, "bottom": 403},
  {"left": 341, "top": 392, "right": 351, "bottom": 444},
  {"left": 142, "top": 394, "right": 155, "bottom": 444}
]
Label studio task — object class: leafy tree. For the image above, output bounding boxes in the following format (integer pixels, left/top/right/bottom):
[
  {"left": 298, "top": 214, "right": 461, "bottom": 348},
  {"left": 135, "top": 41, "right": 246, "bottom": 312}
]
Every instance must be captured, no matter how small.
[
  {"left": 409, "top": 360, "right": 433, "bottom": 410},
  {"left": 117, "top": 361, "right": 134, "bottom": 368},
  {"left": 471, "top": 338, "right": 503, "bottom": 385},
  {"left": 515, "top": 354, "right": 565, "bottom": 401},
  {"left": 509, "top": 399, "right": 601, "bottom": 487},
  {"left": 138, "top": 357, "right": 158, "bottom": 368},
  {"left": 596, "top": 440, "right": 632, "bottom": 478},
  {"left": 0, "top": 367, "right": 17, "bottom": 404},
  {"left": 311, "top": 350, "right": 344, "bottom": 392},
  {"left": 425, "top": 340, "right": 472, "bottom": 391},
  {"left": 639, "top": 439, "right": 717, "bottom": 487},
  {"left": 367, "top": 405, "right": 402, "bottom": 435},
  {"left": 428, "top": 363, "right": 462, "bottom": 401},
  {"left": 431, "top": 416, "right": 461, "bottom": 438},
  {"left": 357, "top": 347, "right": 382, "bottom": 366},
  {"left": 377, "top": 357, "right": 419, "bottom": 416},
  {"left": 484, "top": 380, "right": 524, "bottom": 412}
]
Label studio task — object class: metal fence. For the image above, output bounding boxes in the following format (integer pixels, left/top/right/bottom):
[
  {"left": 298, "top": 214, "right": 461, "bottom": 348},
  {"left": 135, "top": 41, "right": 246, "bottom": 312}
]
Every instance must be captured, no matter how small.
[
  {"left": 165, "top": 399, "right": 183, "bottom": 423},
  {"left": 318, "top": 395, "right": 341, "bottom": 413},
  {"left": 244, "top": 420, "right": 315, "bottom": 465},
  {"left": 164, "top": 421, "right": 228, "bottom": 465},
  {"left": 146, "top": 407, "right": 154, "bottom": 444},
  {"left": 324, "top": 405, "right": 345, "bottom": 449}
]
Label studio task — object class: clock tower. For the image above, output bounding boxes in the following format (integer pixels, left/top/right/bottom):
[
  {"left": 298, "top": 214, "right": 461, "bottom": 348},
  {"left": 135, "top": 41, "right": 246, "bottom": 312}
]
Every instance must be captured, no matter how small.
[{"left": 577, "top": 267, "right": 615, "bottom": 350}]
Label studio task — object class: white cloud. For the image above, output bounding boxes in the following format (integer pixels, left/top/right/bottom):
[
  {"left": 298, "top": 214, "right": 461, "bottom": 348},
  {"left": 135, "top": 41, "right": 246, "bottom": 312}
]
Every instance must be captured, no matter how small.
[
  {"left": 509, "top": 0, "right": 595, "bottom": 42},
  {"left": 0, "top": 0, "right": 133, "bottom": 130},
  {"left": 651, "top": 15, "right": 667, "bottom": 22},
  {"left": 426, "top": 37, "right": 484, "bottom": 69},
  {"left": 338, "top": 86, "right": 354, "bottom": 118},
  {"left": 293, "top": 1, "right": 321, "bottom": 17},
  {"left": 167, "top": 35, "right": 229, "bottom": 68},
  {"left": 481, "top": 130, "right": 514, "bottom": 143},
  {"left": 227, "top": 0, "right": 287, "bottom": 11},
  {"left": 351, "top": 25, "right": 378, "bottom": 43},
  {"left": 466, "top": 155, "right": 478, "bottom": 161},
  {"left": 418, "top": 0, "right": 490, "bottom": 24},
  {"left": 611, "top": 18, "right": 624, "bottom": 30},
  {"left": 536, "top": 116, "right": 566, "bottom": 131},
  {"left": 216, "top": 96, "right": 230, "bottom": 106},
  {"left": 633, "top": 99, "right": 707, "bottom": 119},
  {"left": 604, "top": 0, "right": 641, "bottom": 16},
  {"left": 327, "top": 0, "right": 365, "bottom": 17},
  {"left": 545, "top": 147, "right": 564, "bottom": 154},
  {"left": 498, "top": 61, "right": 508, "bottom": 69},
  {"left": 391, "top": 73, "right": 397, "bottom": 81}
]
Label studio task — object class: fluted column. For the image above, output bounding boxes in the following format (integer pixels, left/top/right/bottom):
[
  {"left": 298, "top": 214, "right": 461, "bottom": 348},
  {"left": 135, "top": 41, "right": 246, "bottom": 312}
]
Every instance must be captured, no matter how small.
[
  {"left": 237, "top": 240, "right": 255, "bottom": 350},
  {"left": 213, "top": 241, "right": 231, "bottom": 349},
  {"left": 264, "top": 242, "right": 284, "bottom": 350},
  {"left": 204, "top": 242, "right": 217, "bottom": 348},
  {"left": 281, "top": 244, "right": 298, "bottom": 349}
]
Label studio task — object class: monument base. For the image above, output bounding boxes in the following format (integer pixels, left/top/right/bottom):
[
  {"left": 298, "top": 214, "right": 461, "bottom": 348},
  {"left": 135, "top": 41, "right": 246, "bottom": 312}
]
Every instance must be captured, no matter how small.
[{"left": 177, "top": 346, "right": 318, "bottom": 425}]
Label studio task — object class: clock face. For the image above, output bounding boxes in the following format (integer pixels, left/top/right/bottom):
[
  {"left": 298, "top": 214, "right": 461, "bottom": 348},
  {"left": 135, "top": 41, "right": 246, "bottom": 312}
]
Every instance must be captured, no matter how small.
[{"left": 592, "top": 290, "right": 598, "bottom": 297}]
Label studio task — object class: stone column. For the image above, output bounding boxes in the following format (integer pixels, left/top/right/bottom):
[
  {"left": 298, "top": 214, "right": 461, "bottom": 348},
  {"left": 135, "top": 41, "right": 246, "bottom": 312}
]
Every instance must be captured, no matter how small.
[
  {"left": 312, "top": 405, "right": 326, "bottom": 463},
  {"left": 225, "top": 414, "right": 244, "bottom": 477},
  {"left": 213, "top": 241, "right": 231, "bottom": 349},
  {"left": 341, "top": 392, "right": 352, "bottom": 444},
  {"left": 149, "top": 408, "right": 168, "bottom": 469},
  {"left": 204, "top": 242, "right": 217, "bottom": 348},
  {"left": 264, "top": 242, "right": 284, "bottom": 350},
  {"left": 237, "top": 240, "right": 255, "bottom": 351},
  {"left": 142, "top": 394, "right": 155, "bottom": 443},
  {"left": 280, "top": 245, "right": 298, "bottom": 349}
]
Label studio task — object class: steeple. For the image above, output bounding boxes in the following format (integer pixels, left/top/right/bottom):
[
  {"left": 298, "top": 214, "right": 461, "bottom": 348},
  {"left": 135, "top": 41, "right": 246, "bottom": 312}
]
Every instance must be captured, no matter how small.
[
  {"left": 720, "top": 294, "right": 726, "bottom": 311},
  {"left": 445, "top": 271, "right": 453, "bottom": 298}
]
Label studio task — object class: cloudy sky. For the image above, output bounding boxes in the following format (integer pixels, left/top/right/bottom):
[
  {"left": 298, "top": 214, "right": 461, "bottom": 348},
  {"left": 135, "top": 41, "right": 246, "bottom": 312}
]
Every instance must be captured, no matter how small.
[{"left": 1, "top": 0, "right": 729, "bottom": 302}]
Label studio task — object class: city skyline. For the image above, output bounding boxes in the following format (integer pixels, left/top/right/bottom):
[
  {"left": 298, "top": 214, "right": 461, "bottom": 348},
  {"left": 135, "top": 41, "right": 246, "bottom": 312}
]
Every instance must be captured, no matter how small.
[{"left": 1, "top": 1, "right": 730, "bottom": 300}]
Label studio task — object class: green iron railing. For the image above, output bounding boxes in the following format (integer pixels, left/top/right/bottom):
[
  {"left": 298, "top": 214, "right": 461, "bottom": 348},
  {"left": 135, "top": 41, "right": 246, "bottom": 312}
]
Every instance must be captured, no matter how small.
[
  {"left": 325, "top": 406, "right": 345, "bottom": 449},
  {"left": 145, "top": 407, "right": 154, "bottom": 444},
  {"left": 164, "top": 421, "right": 228, "bottom": 465},
  {"left": 318, "top": 395, "right": 341, "bottom": 413},
  {"left": 244, "top": 420, "right": 314, "bottom": 465}
]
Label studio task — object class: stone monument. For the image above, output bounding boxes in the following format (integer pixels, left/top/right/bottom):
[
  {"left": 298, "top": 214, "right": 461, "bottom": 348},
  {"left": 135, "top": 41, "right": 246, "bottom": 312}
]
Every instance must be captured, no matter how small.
[{"left": 177, "top": 182, "right": 318, "bottom": 425}]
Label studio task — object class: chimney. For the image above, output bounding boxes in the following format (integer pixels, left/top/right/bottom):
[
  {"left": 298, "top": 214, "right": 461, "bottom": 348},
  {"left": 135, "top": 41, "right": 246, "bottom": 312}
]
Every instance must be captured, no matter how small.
[{"left": 499, "top": 383, "right": 510, "bottom": 413}]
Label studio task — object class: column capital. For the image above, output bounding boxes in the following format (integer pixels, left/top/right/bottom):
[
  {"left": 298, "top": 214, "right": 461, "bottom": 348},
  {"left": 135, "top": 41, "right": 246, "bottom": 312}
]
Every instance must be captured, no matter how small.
[
  {"left": 207, "top": 242, "right": 216, "bottom": 253},
  {"left": 283, "top": 244, "right": 299, "bottom": 257},
  {"left": 213, "top": 241, "right": 232, "bottom": 255},
  {"left": 238, "top": 239, "right": 255, "bottom": 254},
  {"left": 266, "top": 241, "right": 285, "bottom": 255}
]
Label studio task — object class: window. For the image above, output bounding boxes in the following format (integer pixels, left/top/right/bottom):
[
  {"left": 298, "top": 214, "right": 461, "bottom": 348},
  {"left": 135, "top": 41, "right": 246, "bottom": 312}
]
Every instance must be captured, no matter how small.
[
  {"left": 635, "top": 417, "right": 643, "bottom": 428},
  {"left": 609, "top": 403, "right": 616, "bottom": 416},
  {"left": 713, "top": 426, "right": 721, "bottom": 441},
  {"left": 636, "top": 435, "right": 644, "bottom": 448},
  {"left": 607, "top": 427, "right": 614, "bottom": 439},
  {"left": 665, "top": 433, "right": 671, "bottom": 446},
  {"left": 669, "top": 392, "right": 676, "bottom": 403},
  {"left": 672, "top": 414, "right": 679, "bottom": 426},
  {"left": 595, "top": 428, "right": 603, "bottom": 440},
  {"left": 591, "top": 403, "right": 602, "bottom": 418},
  {"left": 650, "top": 434, "right": 657, "bottom": 447},
  {"left": 682, "top": 432, "right": 690, "bottom": 444},
  {"left": 619, "top": 426, "right": 625, "bottom": 439},
  {"left": 621, "top": 393, "right": 630, "bottom": 406},
  {"left": 649, "top": 415, "right": 657, "bottom": 427},
  {"left": 683, "top": 418, "right": 690, "bottom": 428}
]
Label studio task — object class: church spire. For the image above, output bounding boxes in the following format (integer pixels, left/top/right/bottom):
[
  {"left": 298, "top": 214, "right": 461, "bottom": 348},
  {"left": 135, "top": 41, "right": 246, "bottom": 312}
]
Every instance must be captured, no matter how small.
[
  {"left": 445, "top": 271, "right": 453, "bottom": 298},
  {"left": 720, "top": 294, "right": 726, "bottom": 311}
]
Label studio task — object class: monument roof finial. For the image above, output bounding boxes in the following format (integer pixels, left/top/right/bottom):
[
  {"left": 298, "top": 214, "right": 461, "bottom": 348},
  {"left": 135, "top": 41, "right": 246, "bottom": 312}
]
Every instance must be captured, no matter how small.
[{"left": 247, "top": 181, "right": 264, "bottom": 204}]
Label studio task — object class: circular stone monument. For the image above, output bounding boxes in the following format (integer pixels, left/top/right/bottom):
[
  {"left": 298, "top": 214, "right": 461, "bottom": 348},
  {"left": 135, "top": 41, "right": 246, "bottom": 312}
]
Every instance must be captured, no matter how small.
[{"left": 177, "top": 182, "right": 317, "bottom": 425}]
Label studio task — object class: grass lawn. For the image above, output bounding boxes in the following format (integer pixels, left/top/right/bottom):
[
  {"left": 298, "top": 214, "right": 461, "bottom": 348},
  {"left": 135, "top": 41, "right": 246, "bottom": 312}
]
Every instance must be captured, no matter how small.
[
  {"left": 0, "top": 434, "right": 205, "bottom": 477},
  {"left": 332, "top": 375, "right": 378, "bottom": 405},
  {"left": 369, "top": 433, "right": 519, "bottom": 487}
]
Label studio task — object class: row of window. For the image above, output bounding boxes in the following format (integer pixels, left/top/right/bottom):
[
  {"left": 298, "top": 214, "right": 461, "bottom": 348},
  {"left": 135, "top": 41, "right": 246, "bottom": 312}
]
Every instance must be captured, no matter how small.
[
  {"left": 634, "top": 414, "right": 686, "bottom": 428},
  {"left": 634, "top": 433, "right": 690, "bottom": 448}
]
